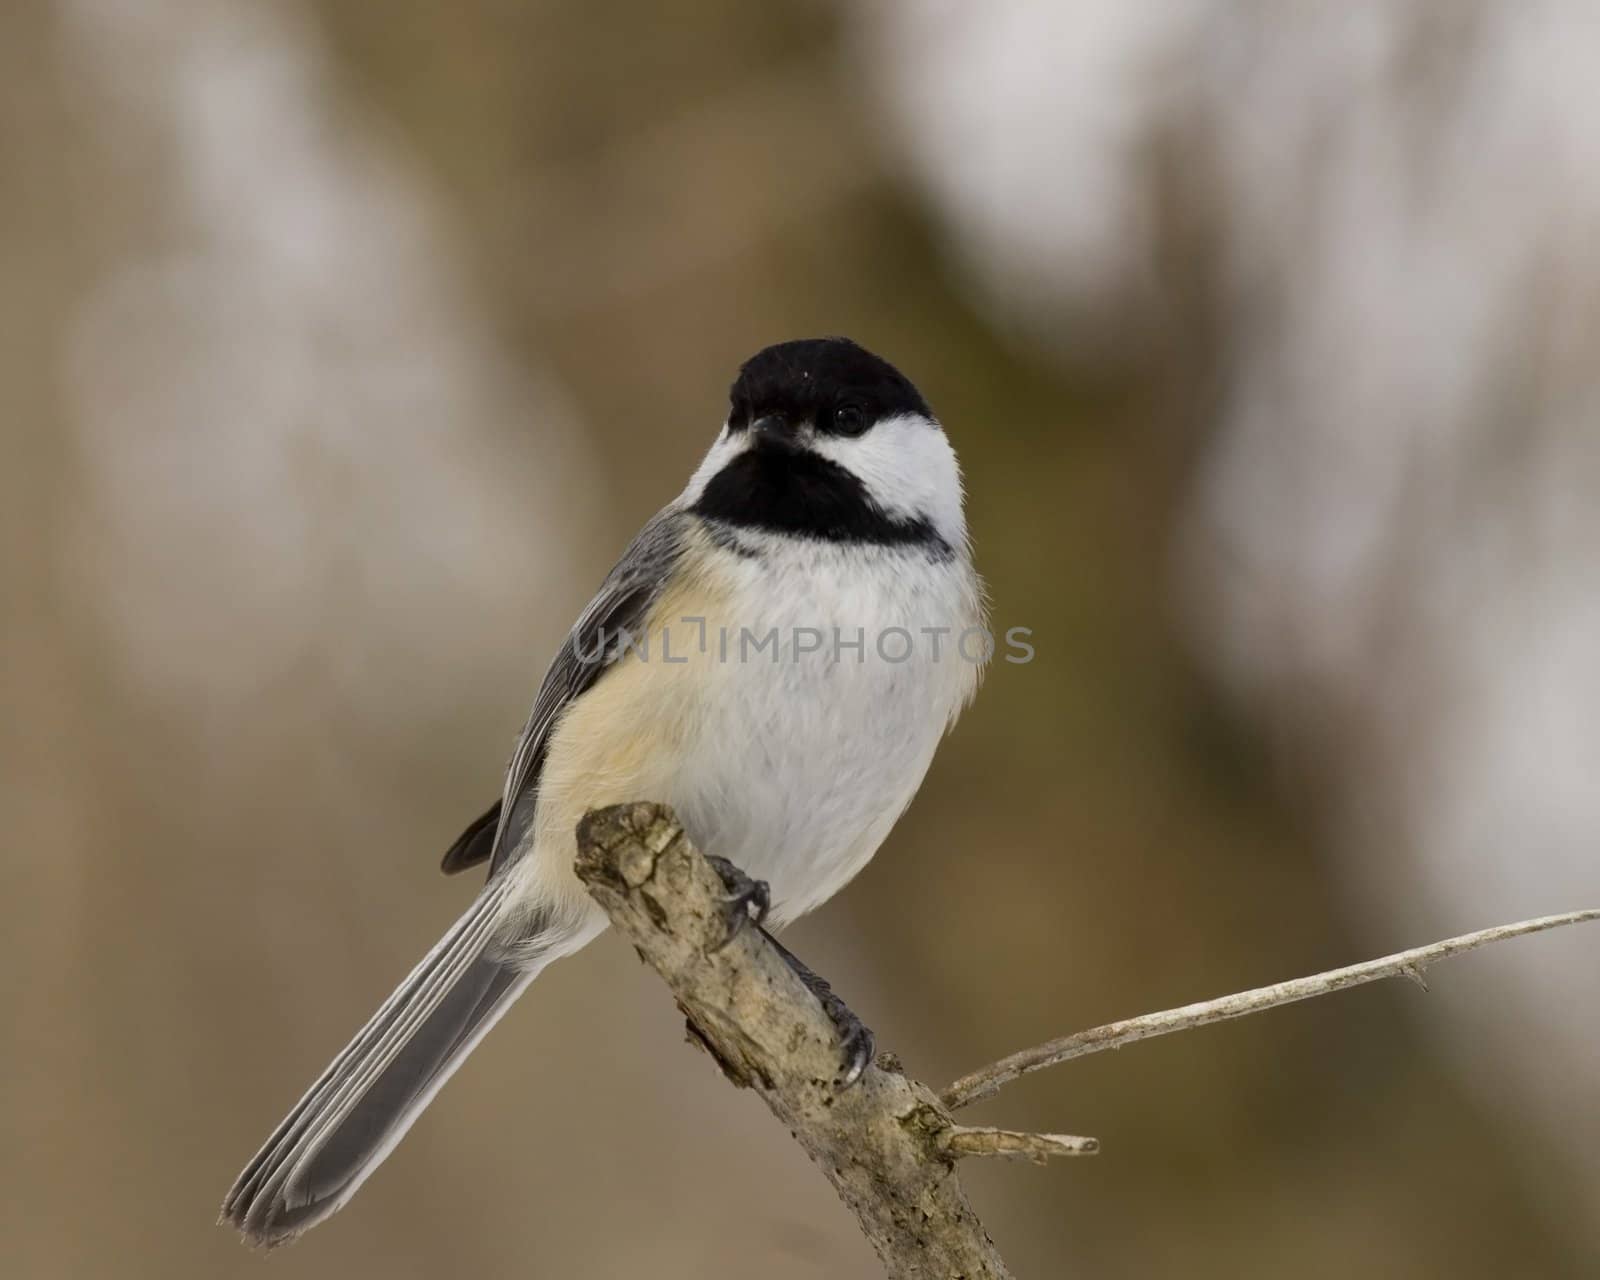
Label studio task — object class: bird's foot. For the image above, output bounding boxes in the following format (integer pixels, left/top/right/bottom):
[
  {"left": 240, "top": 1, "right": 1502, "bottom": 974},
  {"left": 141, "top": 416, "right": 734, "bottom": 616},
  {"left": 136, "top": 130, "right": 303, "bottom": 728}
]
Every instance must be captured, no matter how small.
[
  {"left": 813, "top": 984, "right": 876, "bottom": 1090},
  {"left": 705, "top": 854, "right": 770, "bottom": 950},
  {"left": 763, "top": 929, "right": 875, "bottom": 1088}
]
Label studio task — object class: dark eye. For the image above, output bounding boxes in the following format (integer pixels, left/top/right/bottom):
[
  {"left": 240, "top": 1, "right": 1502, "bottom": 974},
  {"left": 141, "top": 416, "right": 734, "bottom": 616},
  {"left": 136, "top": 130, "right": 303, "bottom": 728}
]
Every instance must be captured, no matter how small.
[{"left": 832, "top": 403, "right": 868, "bottom": 436}]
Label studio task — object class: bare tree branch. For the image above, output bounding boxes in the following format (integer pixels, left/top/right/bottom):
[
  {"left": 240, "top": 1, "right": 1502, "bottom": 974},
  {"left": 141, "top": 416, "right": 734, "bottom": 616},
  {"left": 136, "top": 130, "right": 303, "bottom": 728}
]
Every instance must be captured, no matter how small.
[
  {"left": 941, "top": 909, "right": 1600, "bottom": 1110},
  {"left": 575, "top": 802, "right": 1599, "bottom": 1277},
  {"left": 574, "top": 802, "right": 1020, "bottom": 1280},
  {"left": 939, "top": 1126, "right": 1099, "bottom": 1163}
]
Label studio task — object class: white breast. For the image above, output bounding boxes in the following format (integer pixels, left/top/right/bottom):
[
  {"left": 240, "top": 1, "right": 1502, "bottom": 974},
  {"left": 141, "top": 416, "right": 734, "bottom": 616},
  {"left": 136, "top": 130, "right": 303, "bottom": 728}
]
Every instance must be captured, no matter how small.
[{"left": 666, "top": 532, "right": 984, "bottom": 923}]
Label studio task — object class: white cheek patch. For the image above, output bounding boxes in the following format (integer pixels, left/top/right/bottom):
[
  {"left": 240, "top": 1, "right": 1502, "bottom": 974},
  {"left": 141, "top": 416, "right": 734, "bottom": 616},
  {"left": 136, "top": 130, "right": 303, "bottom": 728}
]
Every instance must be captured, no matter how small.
[
  {"left": 810, "top": 414, "right": 966, "bottom": 545},
  {"left": 678, "top": 424, "right": 748, "bottom": 505}
]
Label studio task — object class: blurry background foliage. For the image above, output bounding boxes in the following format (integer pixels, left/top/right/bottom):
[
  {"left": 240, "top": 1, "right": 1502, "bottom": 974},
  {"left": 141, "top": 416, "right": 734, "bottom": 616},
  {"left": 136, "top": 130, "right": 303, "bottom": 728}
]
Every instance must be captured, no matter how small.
[{"left": 4, "top": 1, "right": 1598, "bottom": 1276}]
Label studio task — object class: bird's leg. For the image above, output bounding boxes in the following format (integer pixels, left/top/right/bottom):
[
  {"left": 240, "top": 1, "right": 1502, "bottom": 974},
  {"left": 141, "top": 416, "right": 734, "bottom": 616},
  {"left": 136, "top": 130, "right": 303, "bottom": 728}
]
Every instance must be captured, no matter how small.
[
  {"left": 699, "top": 857, "right": 872, "bottom": 1087},
  {"left": 704, "top": 854, "right": 770, "bottom": 949},
  {"left": 761, "top": 928, "right": 875, "bottom": 1089}
]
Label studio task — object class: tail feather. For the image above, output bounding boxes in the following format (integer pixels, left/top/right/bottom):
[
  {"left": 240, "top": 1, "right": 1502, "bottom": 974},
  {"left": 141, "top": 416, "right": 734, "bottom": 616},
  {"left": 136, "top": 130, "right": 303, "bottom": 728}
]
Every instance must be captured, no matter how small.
[
  {"left": 221, "top": 882, "right": 575, "bottom": 1246},
  {"left": 224, "top": 886, "right": 506, "bottom": 1227}
]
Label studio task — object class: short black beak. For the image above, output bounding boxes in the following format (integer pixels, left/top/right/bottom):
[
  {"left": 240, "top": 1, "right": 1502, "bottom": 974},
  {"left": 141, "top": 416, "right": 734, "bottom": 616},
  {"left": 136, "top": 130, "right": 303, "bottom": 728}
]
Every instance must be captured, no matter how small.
[{"left": 750, "top": 413, "right": 791, "bottom": 438}]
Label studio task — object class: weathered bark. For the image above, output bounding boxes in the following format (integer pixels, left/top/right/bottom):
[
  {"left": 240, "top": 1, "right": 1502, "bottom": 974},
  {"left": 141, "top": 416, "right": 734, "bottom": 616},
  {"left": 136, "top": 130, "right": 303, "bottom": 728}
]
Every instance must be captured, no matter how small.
[{"left": 574, "top": 802, "right": 1017, "bottom": 1279}]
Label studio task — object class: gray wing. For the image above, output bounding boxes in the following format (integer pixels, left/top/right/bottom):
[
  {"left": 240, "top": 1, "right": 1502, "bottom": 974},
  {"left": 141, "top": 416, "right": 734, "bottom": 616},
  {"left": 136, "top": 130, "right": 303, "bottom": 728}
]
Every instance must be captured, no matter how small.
[{"left": 441, "top": 509, "right": 690, "bottom": 878}]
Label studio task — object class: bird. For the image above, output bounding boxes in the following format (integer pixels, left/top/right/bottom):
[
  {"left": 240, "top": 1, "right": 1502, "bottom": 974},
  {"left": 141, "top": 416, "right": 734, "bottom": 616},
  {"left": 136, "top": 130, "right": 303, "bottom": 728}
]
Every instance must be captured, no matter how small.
[{"left": 221, "top": 336, "right": 987, "bottom": 1246}]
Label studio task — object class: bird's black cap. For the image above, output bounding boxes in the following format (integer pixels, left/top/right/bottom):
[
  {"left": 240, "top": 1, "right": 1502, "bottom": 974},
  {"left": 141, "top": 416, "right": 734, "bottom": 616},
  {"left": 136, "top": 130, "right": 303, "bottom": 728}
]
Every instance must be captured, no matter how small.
[{"left": 728, "top": 337, "right": 933, "bottom": 437}]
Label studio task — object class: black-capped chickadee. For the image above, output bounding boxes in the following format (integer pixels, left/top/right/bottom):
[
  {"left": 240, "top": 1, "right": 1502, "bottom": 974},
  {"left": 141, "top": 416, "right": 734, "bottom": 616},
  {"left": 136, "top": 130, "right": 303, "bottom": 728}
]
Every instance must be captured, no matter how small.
[{"left": 222, "top": 337, "right": 986, "bottom": 1245}]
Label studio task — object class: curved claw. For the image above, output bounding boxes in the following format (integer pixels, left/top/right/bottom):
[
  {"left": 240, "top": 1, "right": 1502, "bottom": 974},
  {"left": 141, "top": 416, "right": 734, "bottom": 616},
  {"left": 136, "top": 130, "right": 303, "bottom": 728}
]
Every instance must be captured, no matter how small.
[
  {"left": 704, "top": 855, "right": 770, "bottom": 951},
  {"left": 835, "top": 1021, "right": 875, "bottom": 1089}
]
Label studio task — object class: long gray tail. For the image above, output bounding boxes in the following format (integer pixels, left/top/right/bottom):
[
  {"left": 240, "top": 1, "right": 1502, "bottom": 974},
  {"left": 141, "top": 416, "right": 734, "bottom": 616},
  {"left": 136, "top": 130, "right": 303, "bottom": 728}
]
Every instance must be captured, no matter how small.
[{"left": 221, "top": 882, "right": 571, "bottom": 1246}]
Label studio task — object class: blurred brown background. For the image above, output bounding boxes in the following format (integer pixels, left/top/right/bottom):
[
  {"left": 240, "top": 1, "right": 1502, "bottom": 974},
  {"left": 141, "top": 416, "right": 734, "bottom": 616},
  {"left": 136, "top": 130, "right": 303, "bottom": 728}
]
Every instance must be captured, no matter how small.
[{"left": 5, "top": 1, "right": 1599, "bottom": 1276}]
